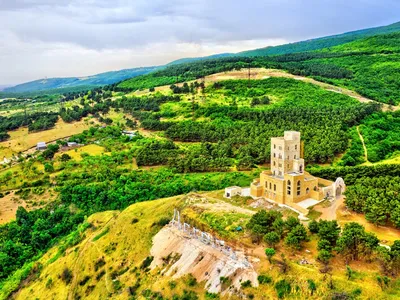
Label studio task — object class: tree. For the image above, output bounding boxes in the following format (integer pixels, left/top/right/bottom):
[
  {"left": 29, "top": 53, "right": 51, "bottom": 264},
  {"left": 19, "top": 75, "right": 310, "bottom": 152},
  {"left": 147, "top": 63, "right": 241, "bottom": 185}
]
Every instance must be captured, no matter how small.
[
  {"left": 44, "top": 163, "right": 54, "bottom": 173},
  {"left": 346, "top": 265, "right": 354, "bottom": 280},
  {"left": 247, "top": 210, "right": 283, "bottom": 243},
  {"left": 318, "top": 249, "right": 333, "bottom": 265},
  {"left": 317, "top": 239, "right": 332, "bottom": 252},
  {"left": 376, "top": 275, "right": 391, "bottom": 290},
  {"left": 317, "top": 220, "right": 340, "bottom": 246},
  {"left": 307, "top": 279, "right": 317, "bottom": 296},
  {"left": 285, "top": 224, "right": 308, "bottom": 250},
  {"left": 265, "top": 248, "right": 276, "bottom": 263},
  {"left": 284, "top": 216, "right": 300, "bottom": 231},
  {"left": 264, "top": 232, "right": 280, "bottom": 248},
  {"left": 60, "top": 153, "right": 72, "bottom": 162},
  {"left": 336, "top": 222, "right": 379, "bottom": 261},
  {"left": 308, "top": 220, "right": 319, "bottom": 234}
]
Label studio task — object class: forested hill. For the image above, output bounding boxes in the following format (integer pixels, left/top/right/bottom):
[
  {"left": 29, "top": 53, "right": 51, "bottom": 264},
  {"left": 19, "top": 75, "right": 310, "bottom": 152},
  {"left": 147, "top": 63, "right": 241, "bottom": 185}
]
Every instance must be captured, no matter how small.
[
  {"left": 238, "top": 21, "right": 400, "bottom": 56},
  {"left": 3, "top": 66, "right": 159, "bottom": 94}
]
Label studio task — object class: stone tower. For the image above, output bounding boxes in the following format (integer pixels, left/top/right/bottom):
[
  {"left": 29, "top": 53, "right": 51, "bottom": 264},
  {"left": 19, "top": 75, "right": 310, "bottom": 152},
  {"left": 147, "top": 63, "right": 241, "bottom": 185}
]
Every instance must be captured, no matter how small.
[{"left": 270, "top": 131, "right": 304, "bottom": 177}]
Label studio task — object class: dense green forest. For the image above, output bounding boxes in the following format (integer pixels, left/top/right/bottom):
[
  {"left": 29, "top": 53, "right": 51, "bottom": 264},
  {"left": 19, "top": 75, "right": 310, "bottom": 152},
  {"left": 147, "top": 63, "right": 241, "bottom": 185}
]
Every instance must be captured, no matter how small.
[
  {"left": 238, "top": 21, "right": 400, "bottom": 56},
  {"left": 345, "top": 176, "right": 400, "bottom": 227},
  {"left": 359, "top": 112, "right": 400, "bottom": 162},
  {"left": 116, "top": 32, "right": 400, "bottom": 105}
]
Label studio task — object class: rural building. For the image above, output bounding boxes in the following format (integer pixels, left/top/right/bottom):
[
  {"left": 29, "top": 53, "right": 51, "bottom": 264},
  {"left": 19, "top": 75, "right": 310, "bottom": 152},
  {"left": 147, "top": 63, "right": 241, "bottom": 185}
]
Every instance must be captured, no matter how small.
[
  {"left": 36, "top": 142, "right": 47, "bottom": 151},
  {"left": 249, "top": 131, "right": 345, "bottom": 214},
  {"left": 224, "top": 186, "right": 251, "bottom": 198},
  {"left": 67, "top": 142, "right": 78, "bottom": 147},
  {"left": 122, "top": 130, "right": 137, "bottom": 139}
]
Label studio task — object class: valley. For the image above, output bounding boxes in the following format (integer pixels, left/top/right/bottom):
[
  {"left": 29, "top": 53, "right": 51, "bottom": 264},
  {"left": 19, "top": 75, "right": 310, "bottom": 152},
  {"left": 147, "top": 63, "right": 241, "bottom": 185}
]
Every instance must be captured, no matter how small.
[{"left": 1, "top": 21, "right": 400, "bottom": 300}]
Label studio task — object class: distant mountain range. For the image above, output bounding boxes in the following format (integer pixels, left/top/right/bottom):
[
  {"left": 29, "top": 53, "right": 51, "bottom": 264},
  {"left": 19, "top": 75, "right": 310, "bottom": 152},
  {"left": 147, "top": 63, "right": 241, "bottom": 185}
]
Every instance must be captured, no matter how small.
[
  {"left": 3, "top": 21, "right": 399, "bottom": 95},
  {"left": 2, "top": 67, "right": 159, "bottom": 94},
  {"left": 0, "top": 85, "right": 12, "bottom": 91}
]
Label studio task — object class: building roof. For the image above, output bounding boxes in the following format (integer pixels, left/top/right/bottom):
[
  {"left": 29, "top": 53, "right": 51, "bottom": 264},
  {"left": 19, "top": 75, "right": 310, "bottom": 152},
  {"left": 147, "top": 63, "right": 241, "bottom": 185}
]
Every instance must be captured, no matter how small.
[{"left": 37, "top": 142, "right": 46, "bottom": 147}]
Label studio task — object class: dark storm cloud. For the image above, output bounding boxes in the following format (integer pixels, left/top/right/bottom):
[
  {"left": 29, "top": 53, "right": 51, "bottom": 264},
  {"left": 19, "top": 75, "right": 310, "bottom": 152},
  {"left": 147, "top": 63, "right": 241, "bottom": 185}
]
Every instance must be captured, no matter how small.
[{"left": 0, "top": 0, "right": 399, "bottom": 84}]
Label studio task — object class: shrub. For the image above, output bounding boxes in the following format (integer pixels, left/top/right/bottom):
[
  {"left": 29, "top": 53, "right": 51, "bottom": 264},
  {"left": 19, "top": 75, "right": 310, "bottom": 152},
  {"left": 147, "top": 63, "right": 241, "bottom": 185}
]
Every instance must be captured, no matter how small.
[
  {"left": 61, "top": 268, "right": 73, "bottom": 284},
  {"left": 186, "top": 274, "right": 197, "bottom": 287},
  {"left": 241, "top": 280, "right": 252, "bottom": 288},
  {"left": 275, "top": 279, "right": 291, "bottom": 299},
  {"left": 94, "top": 258, "right": 106, "bottom": 271},
  {"left": 79, "top": 275, "right": 91, "bottom": 286},
  {"left": 258, "top": 274, "right": 273, "bottom": 284},
  {"left": 46, "top": 278, "right": 53, "bottom": 289},
  {"left": 140, "top": 256, "right": 154, "bottom": 270},
  {"left": 308, "top": 220, "right": 319, "bottom": 233},
  {"left": 168, "top": 280, "right": 177, "bottom": 289}
]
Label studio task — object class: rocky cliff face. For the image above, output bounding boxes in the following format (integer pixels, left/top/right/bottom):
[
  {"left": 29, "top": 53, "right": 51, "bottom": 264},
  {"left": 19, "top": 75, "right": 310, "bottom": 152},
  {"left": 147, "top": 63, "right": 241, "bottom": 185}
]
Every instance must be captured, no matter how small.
[{"left": 150, "top": 225, "right": 259, "bottom": 294}]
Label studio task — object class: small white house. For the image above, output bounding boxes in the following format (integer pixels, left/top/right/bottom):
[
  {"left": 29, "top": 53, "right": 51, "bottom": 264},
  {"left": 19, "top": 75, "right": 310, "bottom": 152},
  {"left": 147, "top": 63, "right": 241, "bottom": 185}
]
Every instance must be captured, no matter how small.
[
  {"left": 224, "top": 186, "right": 251, "bottom": 198},
  {"left": 67, "top": 142, "right": 78, "bottom": 147},
  {"left": 122, "top": 130, "right": 137, "bottom": 139},
  {"left": 224, "top": 186, "right": 242, "bottom": 198},
  {"left": 36, "top": 142, "right": 47, "bottom": 151}
]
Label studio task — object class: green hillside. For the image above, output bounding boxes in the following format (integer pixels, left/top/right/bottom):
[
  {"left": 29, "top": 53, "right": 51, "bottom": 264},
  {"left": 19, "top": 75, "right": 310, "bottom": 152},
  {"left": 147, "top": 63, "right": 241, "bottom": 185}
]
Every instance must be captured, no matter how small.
[{"left": 239, "top": 21, "right": 400, "bottom": 56}]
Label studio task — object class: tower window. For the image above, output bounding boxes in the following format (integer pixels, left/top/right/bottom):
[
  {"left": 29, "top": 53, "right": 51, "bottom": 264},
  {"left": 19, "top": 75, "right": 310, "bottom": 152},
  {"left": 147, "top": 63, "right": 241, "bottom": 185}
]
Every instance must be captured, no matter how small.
[
  {"left": 265, "top": 181, "right": 268, "bottom": 188},
  {"left": 273, "top": 153, "right": 276, "bottom": 158},
  {"left": 287, "top": 180, "right": 291, "bottom": 195},
  {"left": 294, "top": 155, "right": 296, "bottom": 159},
  {"left": 269, "top": 182, "right": 272, "bottom": 189},
  {"left": 274, "top": 184, "right": 276, "bottom": 191},
  {"left": 295, "top": 145, "right": 298, "bottom": 150},
  {"left": 297, "top": 180, "right": 301, "bottom": 196},
  {"left": 274, "top": 144, "right": 276, "bottom": 149},
  {"left": 306, "top": 187, "right": 310, "bottom": 194}
]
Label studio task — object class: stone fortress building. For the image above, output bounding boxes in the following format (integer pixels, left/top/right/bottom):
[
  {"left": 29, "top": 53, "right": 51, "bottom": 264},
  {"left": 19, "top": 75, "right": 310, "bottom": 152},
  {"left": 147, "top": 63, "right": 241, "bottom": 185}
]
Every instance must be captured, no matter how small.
[{"left": 226, "top": 131, "right": 345, "bottom": 215}]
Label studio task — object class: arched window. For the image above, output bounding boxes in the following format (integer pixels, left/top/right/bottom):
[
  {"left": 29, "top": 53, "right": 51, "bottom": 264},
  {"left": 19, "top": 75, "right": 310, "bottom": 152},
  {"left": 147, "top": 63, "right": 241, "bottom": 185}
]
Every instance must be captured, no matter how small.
[
  {"left": 274, "top": 184, "right": 276, "bottom": 191},
  {"left": 306, "top": 187, "right": 310, "bottom": 194},
  {"left": 265, "top": 181, "right": 268, "bottom": 188},
  {"left": 299, "top": 165, "right": 303, "bottom": 173},
  {"left": 294, "top": 155, "right": 297, "bottom": 159},
  {"left": 314, "top": 186, "right": 318, "bottom": 191},
  {"left": 297, "top": 180, "right": 301, "bottom": 196},
  {"left": 269, "top": 182, "right": 272, "bottom": 189},
  {"left": 273, "top": 161, "right": 276, "bottom": 166},
  {"left": 287, "top": 180, "right": 291, "bottom": 195},
  {"left": 274, "top": 144, "right": 276, "bottom": 149}
]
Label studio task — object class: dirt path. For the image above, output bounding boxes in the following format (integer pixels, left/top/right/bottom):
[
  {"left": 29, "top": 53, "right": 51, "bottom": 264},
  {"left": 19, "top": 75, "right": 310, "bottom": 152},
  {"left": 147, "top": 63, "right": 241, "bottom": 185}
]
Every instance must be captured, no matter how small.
[
  {"left": 357, "top": 126, "right": 369, "bottom": 163},
  {"left": 314, "top": 196, "right": 344, "bottom": 221}
]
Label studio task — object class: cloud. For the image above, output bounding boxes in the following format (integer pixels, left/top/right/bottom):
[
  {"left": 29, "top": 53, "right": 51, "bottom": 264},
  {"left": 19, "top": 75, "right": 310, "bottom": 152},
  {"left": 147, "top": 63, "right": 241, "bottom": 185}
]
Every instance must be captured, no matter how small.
[{"left": 0, "top": 0, "right": 399, "bottom": 84}]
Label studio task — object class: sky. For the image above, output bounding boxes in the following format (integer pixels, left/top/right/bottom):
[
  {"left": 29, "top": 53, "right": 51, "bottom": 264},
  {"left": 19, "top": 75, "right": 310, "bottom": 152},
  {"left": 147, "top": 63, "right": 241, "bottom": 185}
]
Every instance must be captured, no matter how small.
[{"left": 0, "top": 0, "right": 399, "bottom": 85}]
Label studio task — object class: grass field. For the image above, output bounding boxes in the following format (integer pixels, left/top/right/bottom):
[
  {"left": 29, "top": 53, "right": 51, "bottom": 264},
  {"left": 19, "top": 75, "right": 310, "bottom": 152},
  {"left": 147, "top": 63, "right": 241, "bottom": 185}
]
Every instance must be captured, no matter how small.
[
  {"left": 0, "top": 188, "right": 57, "bottom": 225},
  {"left": 0, "top": 117, "right": 97, "bottom": 158},
  {"left": 55, "top": 144, "right": 108, "bottom": 162}
]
